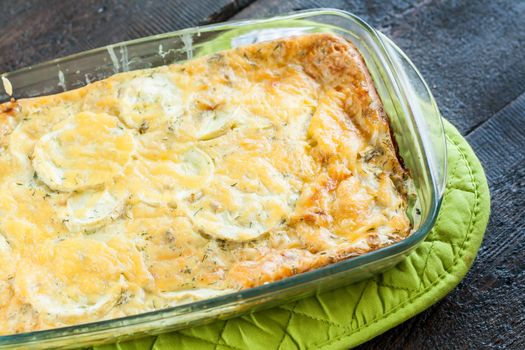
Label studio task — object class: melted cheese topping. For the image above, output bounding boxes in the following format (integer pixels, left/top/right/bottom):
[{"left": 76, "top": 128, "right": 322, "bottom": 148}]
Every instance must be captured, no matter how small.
[
  {"left": 32, "top": 111, "right": 134, "bottom": 192},
  {"left": 118, "top": 74, "right": 183, "bottom": 129},
  {"left": 0, "top": 34, "right": 411, "bottom": 334},
  {"left": 14, "top": 238, "right": 126, "bottom": 324}
]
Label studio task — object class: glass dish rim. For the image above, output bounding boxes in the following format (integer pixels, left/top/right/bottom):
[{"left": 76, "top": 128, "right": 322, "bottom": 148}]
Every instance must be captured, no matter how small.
[{"left": 0, "top": 8, "right": 445, "bottom": 344}]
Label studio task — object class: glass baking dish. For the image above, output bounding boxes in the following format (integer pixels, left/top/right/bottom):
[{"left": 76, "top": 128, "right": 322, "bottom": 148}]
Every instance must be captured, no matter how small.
[{"left": 0, "top": 8, "right": 446, "bottom": 349}]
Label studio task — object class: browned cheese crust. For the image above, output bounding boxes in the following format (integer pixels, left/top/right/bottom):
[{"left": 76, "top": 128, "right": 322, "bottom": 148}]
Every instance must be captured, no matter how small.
[{"left": 0, "top": 34, "right": 411, "bottom": 333}]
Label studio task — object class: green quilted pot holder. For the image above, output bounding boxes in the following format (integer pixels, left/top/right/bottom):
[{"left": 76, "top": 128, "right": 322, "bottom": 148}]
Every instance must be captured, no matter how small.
[{"left": 95, "top": 119, "right": 490, "bottom": 350}]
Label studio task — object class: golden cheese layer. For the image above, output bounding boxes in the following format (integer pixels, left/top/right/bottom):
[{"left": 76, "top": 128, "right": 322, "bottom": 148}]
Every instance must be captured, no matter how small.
[{"left": 0, "top": 34, "right": 411, "bottom": 334}]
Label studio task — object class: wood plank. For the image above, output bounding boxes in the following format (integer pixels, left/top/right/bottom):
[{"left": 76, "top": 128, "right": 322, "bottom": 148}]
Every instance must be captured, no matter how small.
[
  {"left": 233, "top": 0, "right": 525, "bottom": 135},
  {"left": 0, "top": 0, "right": 254, "bottom": 73},
  {"left": 467, "top": 93, "right": 525, "bottom": 180}
]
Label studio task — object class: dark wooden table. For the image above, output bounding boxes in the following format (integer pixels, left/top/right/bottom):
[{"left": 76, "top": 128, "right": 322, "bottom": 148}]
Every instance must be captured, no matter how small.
[{"left": 1, "top": 1, "right": 524, "bottom": 349}]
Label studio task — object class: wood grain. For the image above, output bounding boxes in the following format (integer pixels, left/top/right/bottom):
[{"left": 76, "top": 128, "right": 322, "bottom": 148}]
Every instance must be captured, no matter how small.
[
  {"left": 0, "top": 0, "right": 253, "bottom": 72},
  {"left": 0, "top": 0, "right": 524, "bottom": 349}
]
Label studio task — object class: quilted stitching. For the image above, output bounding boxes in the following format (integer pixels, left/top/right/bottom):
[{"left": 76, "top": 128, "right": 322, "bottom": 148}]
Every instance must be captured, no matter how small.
[
  {"left": 276, "top": 305, "right": 295, "bottom": 350},
  {"left": 94, "top": 120, "right": 490, "bottom": 350}
]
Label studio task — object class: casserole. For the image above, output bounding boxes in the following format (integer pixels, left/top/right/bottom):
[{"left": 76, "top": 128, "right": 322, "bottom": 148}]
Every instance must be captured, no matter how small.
[
  {"left": 0, "top": 32, "right": 412, "bottom": 333},
  {"left": 0, "top": 9, "right": 446, "bottom": 349}
]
